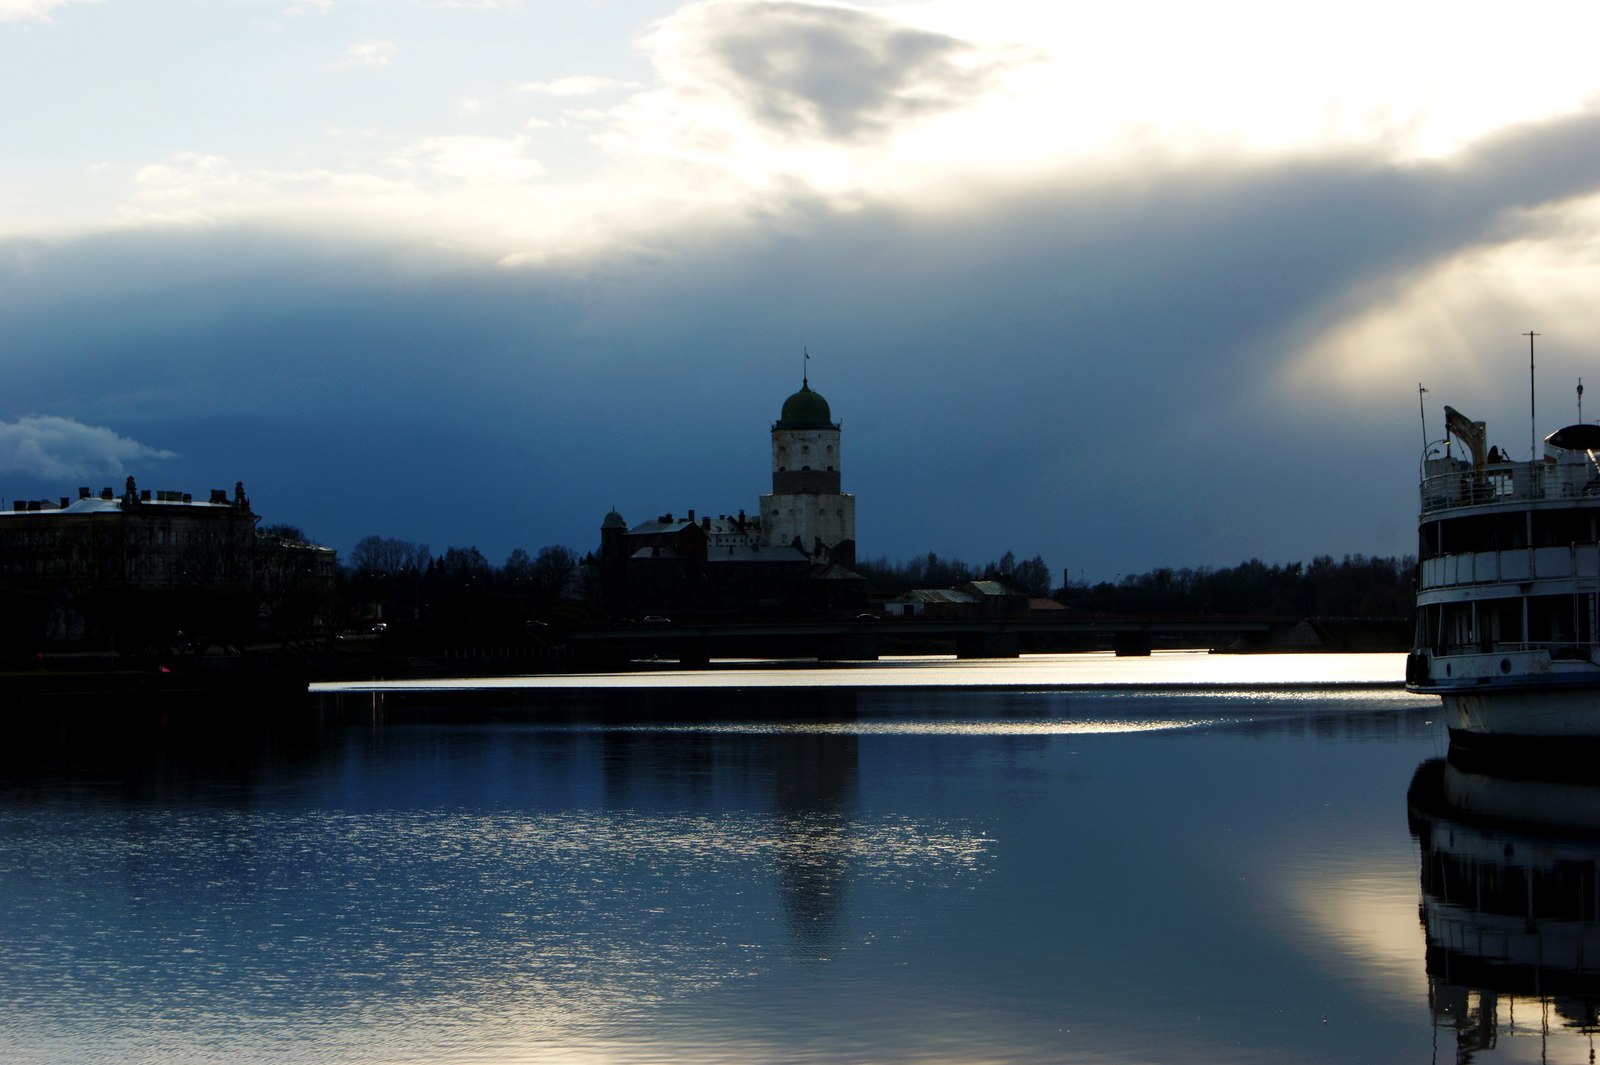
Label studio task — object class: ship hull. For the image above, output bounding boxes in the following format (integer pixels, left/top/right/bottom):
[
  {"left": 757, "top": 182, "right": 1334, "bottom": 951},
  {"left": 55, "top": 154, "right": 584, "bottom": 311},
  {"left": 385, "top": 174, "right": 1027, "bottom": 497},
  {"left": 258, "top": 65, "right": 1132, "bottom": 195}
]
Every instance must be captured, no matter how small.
[{"left": 1443, "top": 686, "right": 1600, "bottom": 739}]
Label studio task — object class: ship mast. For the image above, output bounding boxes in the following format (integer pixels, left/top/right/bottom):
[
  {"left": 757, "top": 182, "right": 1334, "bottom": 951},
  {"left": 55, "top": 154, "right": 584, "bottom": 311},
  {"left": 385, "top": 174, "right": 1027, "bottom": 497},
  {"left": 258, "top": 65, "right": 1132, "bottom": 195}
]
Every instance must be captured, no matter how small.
[
  {"left": 1418, "top": 384, "right": 1429, "bottom": 456},
  {"left": 1526, "top": 330, "right": 1540, "bottom": 460}
]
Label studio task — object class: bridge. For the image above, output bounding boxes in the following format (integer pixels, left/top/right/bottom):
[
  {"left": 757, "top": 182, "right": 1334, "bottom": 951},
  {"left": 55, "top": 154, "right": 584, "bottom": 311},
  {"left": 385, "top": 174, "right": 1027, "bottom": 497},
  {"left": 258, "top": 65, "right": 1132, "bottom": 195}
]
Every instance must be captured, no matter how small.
[{"left": 565, "top": 614, "right": 1292, "bottom": 667}]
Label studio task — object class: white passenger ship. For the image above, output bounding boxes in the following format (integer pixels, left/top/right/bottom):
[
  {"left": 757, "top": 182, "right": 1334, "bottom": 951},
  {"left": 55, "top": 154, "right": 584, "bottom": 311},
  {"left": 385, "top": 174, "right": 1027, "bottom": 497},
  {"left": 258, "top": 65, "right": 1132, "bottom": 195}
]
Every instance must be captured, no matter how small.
[{"left": 1408, "top": 406, "right": 1600, "bottom": 745}]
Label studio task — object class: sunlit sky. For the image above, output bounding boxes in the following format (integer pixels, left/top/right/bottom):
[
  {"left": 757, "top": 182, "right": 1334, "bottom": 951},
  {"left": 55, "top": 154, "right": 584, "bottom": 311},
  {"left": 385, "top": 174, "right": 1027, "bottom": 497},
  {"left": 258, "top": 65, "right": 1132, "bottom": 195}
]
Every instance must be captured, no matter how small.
[{"left": 5, "top": 0, "right": 1600, "bottom": 577}]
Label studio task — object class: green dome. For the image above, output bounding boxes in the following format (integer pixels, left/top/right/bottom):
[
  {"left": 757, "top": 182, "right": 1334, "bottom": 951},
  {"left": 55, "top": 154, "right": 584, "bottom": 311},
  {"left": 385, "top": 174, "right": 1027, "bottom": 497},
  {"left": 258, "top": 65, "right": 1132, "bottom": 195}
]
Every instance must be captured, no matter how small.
[{"left": 777, "top": 382, "right": 834, "bottom": 429}]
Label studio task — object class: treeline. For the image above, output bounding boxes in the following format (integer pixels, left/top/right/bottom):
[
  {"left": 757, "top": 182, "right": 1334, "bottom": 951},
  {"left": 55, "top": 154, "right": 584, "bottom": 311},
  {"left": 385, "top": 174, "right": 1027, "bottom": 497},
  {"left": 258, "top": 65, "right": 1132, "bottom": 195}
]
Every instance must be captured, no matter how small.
[
  {"left": 341, "top": 536, "right": 594, "bottom": 646},
  {"left": 340, "top": 535, "right": 1415, "bottom": 635},
  {"left": 857, "top": 548, "right": 1415, "bottom": 619},
  {"left": 856, "top": 550, "right": 1054, "bottom": 597},
  {"left": 1062, "top": 554, "right": 1416, "bottom": 618}
]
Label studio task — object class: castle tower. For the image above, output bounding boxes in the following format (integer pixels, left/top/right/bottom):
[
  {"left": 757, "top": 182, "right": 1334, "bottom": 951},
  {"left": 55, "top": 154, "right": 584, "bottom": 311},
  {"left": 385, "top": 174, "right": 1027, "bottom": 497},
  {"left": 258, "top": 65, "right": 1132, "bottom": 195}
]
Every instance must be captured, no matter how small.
[{"left": 760, "top": 376, "right": 856, "bottom": 565}]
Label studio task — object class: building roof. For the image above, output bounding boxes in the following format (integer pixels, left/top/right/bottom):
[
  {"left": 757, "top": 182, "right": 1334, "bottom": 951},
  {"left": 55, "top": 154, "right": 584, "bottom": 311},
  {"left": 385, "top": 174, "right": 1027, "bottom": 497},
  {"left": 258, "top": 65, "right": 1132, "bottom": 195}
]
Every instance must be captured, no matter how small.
[
  {"left": 707, "top": 544, "right": 810, "bottom": 563},
  {"left": 965, "top": 579, "right": 1022, "bottom": 597},
  {"left": 776, "top": 381, "right": 835, "bottom": 430},
  {"left": 1, "top": 495, "right": 238, "bottom": 518},
  {"left": 626, "top": 514, "right": 754, "bottom": 537},
  {"left": 889, "top": 588, "right": 980, "bottom": 605}
]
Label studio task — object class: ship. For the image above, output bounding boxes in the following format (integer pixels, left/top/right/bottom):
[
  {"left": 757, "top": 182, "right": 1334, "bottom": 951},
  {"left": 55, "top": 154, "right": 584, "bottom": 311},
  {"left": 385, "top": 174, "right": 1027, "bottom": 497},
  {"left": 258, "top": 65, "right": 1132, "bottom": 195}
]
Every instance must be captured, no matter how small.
[{"left": 1407, "top": 404, "right": 1600, "bottom": 749}]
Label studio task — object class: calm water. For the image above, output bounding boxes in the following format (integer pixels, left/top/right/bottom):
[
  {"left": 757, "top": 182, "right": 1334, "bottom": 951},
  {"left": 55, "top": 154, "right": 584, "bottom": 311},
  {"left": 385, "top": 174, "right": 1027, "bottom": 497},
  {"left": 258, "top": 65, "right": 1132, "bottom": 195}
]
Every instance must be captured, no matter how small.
[{"left": 3, "top": 652, "right": 1592, "bottom": 1063}]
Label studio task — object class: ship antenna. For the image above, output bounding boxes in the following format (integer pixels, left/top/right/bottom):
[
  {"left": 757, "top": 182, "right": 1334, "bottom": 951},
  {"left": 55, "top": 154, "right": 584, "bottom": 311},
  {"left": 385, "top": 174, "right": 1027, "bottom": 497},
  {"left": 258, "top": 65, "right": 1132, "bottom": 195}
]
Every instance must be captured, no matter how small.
[
  {"left": 1526, "top": 330, "right": 1540, "bottom": 460},
  {"left": 1418, "top": 384, "right": 1429, "bottom": 456}
]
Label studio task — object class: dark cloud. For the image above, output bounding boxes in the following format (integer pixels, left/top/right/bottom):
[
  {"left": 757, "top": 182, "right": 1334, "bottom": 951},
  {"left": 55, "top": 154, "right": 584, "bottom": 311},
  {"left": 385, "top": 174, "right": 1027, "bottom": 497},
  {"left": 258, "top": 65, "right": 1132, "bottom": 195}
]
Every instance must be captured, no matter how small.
[
  {"left": 694, "top": 2, "right": 993, "bottom": 141},
  {"left": 4, "top": 109, "right": 1600, "bottom": 576}
]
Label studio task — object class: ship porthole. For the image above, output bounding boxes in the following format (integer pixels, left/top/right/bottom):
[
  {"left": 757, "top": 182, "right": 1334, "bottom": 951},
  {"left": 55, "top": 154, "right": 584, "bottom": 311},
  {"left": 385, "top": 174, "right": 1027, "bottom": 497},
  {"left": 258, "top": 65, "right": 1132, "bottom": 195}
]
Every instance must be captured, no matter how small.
[{"left": 1500, "top": 658, "right": 1512, "bottom": 674}]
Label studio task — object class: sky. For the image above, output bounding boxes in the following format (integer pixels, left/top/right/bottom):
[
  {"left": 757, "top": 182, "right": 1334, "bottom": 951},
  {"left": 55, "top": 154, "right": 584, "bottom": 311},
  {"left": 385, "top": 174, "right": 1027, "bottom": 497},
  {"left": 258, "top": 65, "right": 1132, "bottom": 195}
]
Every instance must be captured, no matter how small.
[{"left": 4, "top": 0, "right": 1600, "bottom": 582}]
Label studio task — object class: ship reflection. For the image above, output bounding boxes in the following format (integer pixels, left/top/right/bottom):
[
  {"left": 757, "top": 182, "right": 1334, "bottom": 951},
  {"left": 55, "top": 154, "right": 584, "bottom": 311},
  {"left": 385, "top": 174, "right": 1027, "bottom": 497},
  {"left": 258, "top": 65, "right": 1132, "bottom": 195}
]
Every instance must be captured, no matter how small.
[{"left": 1408, "top": 753, "right": 1600, "bottom": 1062}]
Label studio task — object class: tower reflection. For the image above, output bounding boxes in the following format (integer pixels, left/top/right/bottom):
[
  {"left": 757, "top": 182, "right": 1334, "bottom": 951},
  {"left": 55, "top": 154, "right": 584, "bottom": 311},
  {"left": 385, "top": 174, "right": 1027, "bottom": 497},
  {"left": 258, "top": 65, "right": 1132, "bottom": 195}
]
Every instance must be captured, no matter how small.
[{"left": 1408, "top": 754, "right": 1600, "bottom": 1062}]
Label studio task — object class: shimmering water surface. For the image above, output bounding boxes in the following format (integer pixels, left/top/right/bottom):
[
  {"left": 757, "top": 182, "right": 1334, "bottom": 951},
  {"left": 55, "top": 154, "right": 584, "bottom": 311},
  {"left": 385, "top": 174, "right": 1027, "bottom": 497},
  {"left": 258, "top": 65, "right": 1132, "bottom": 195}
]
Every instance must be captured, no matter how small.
[{"left": 3, "top": 652, "right": 1588, "bottom": 1063}]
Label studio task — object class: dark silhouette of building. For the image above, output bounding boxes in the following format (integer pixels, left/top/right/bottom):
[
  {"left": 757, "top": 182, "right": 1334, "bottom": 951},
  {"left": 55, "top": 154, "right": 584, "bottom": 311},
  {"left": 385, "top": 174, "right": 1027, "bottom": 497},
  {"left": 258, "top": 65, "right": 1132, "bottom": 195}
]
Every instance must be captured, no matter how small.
[
  {"left": 0, "top": 477, "right": 335, "bottom": 646},
  {"left": 596, "top": 377, "right": 864, "bottom": 617}
]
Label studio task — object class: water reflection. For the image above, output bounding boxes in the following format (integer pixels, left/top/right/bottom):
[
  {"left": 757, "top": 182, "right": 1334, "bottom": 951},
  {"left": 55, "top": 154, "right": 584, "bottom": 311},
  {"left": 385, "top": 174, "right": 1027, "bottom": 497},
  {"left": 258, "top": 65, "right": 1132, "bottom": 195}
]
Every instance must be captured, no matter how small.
[
  {"left": 1409, "top": 754, "right": 1600, "bottom": 1062},
  {"left": 0, "top": 678, "right": 1444, "bottom": 1065}
]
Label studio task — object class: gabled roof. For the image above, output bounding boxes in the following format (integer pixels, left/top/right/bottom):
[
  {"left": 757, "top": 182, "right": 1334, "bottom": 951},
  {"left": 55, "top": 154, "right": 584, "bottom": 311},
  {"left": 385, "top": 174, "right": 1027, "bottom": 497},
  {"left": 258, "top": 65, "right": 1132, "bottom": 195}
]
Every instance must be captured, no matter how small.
[
  {"left": 707, "top": 544, "right": 809, "bottom": 563},
  {"left": 889, "top": 588, "right": 979, "bottom": 605},
  {"left": 965, "top": 579, "right": 1021, "bottom": 597}
]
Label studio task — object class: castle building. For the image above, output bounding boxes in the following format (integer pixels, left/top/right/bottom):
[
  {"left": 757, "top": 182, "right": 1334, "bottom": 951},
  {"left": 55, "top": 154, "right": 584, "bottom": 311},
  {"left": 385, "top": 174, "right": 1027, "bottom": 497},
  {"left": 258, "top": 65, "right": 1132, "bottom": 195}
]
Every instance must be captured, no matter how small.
[
  {"left": 596, "top": 376, "right": 862, "bottom": 617},
  {"left": 761, "top": 378, "right": 856, "bottom": 566}
]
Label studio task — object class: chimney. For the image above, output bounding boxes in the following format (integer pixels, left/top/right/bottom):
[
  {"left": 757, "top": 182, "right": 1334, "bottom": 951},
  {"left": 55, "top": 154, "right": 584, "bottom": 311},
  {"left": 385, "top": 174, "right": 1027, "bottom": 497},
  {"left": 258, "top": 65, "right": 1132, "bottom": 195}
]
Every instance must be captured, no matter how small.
[
  {"left": 687, "top": 509, "right": 695, "bottom": 522},
  {"left": 59, "top": 498, "right": 69, "bottom": 509},
  {"left": 78, "top": 487, "right": 90, "bottom": 500},
  {"left": 100, "top": 488, "right": 113, "bottom": 500}
]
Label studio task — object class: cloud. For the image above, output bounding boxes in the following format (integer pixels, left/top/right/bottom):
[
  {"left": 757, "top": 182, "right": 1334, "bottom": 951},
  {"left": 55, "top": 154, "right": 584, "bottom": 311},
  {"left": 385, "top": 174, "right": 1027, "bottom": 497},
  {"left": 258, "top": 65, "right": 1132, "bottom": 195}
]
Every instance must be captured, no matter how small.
[
  {"left": 393, "top": 134, "right": 546, "bottom": 185},
  {"left": 0, "top": 416, "right": 175, "bottom": 479},
  {"left": 518, "top": 76, "right": 640, "bottom": 98},
  {"left": 646, "top": 1, "right": 1004, "bottom": 143},
  {"left": 13, "top": 106, "right": 1600, "bottom": 575},
  {"left": 0, "top": 0, "right": 83, "bottom": 21},
  {"left": 329, "top": 40, "right": 394, "bottom": 69}
]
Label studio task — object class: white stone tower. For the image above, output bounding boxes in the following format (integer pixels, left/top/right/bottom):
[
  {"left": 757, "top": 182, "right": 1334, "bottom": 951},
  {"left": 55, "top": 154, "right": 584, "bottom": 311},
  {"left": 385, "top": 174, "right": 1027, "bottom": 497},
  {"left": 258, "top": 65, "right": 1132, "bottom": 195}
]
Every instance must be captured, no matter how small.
[{"left": 759, "top": 375, "right": 856, "bottom": 565}]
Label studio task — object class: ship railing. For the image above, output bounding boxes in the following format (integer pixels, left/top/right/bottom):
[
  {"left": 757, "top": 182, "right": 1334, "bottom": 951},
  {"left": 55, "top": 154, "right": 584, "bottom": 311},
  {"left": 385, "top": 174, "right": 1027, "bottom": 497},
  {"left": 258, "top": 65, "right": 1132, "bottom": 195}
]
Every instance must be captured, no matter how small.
[
  {"left": 1493, "top": 641, "right": 1597, "bottom": 661},
  {"left": 1420, "top": 461, "right": 1600, "bottom": 516},
  {"left": 1435, "top": 641, "right": 1594, "bottom": 660}
]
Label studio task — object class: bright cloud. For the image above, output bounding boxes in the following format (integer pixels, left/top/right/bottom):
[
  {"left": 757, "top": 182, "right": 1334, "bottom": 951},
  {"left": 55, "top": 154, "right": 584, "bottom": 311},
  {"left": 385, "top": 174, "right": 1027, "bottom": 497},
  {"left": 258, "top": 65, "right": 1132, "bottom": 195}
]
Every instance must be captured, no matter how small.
[
  {"left": 518, "top": 75, "right": 640, "bottom": 97},
  {"left": 329, "top": 40, "right": 394, "bottom": 69},
  {"left": 1283, "top": 192, "right": 1600, "bottom": 408},
  {"left": 0, "top": 416, "right": 175, "bottom": 479},
  {"left": 0, "top": 0, "right": 83, "bottom": 21},
  {"left": 394, "top": 134, "right": 545, "bottom": 184}
]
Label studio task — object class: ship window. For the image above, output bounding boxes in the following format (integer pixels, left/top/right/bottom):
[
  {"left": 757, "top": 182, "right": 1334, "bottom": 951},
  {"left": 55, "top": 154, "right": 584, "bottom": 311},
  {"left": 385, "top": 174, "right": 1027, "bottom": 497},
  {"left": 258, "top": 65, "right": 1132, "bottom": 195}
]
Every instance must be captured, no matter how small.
[
  {"left": 1528, "top": 594, "right": 1577, "bottom": 653},
  {"left": 1436, "top": 512, "right": 1525, "bottom": 553},
  {"left": 1419, "top": 521, "right": 1441, "bottom": 559},
  {"left": 1533, "top": 509, "right": 1596, "bottom": 547}
]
